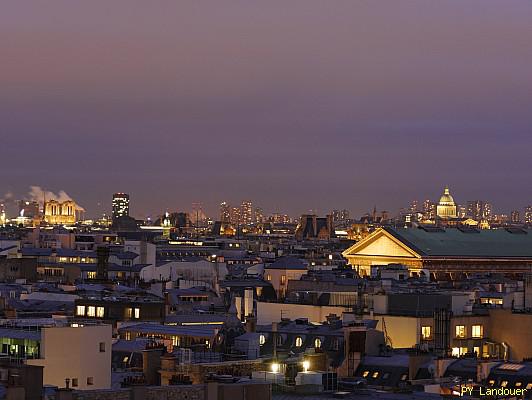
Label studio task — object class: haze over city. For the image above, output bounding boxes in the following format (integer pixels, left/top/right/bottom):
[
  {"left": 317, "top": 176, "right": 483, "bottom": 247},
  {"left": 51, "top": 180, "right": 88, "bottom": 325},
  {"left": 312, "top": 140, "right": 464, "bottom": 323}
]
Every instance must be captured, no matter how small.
[{"left": 2, "top": 0, "right": 532, "bottom": 218}]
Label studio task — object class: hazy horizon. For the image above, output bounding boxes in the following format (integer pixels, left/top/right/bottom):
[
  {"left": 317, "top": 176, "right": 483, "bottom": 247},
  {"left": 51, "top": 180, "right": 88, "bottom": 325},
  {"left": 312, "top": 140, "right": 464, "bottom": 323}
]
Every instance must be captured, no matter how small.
[{"left": 2, "top": 1, "right": 532, "bottom": 218}]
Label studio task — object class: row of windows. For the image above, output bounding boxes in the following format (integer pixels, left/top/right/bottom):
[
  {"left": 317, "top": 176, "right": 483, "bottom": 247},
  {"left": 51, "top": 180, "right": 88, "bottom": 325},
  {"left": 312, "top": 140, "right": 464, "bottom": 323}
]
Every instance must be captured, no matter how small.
[
  {"left": 421, "top": 324, "right": 484, "bottom": 340},
  {"left": 76, "top": 305, "right": 105, "bottom": 318},
  {"left": 69, "top": 377, "right": 94, "bottom": 387},
  {"left": 361, "top": 370, "right": 408, "bottom": 381},
  {"left": 487, "top": 380, "right": 532, "bottom": 390},
  {"left": 259, "top": 334, "right": 333, "bottom": 350},
  {"left": 76, "top": 305, "right": 141, "bottom": 319}
]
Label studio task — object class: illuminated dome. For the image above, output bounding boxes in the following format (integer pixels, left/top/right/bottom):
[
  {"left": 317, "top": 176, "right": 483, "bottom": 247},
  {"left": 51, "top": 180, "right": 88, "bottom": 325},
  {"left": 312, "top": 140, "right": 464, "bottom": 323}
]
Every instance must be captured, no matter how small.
[
  {"left": 438, "top": 186, "right": 455, "bottom": 206},
  {"left": 436, "top": 186, "right": 457, "bottom": 219}
]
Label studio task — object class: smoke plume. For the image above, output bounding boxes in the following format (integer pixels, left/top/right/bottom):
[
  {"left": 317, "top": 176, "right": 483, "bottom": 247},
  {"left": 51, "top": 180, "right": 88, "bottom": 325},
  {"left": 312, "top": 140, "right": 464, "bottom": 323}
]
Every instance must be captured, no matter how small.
[{"left": 27, "top": 186, "right": 85, "bottom": 211}]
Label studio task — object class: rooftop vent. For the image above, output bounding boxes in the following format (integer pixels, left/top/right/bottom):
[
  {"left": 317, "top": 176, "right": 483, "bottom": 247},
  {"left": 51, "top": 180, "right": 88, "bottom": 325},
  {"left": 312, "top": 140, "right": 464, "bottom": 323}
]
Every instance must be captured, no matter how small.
[{"left": 419, "top": 226, "right": 445, "bottom": 233}]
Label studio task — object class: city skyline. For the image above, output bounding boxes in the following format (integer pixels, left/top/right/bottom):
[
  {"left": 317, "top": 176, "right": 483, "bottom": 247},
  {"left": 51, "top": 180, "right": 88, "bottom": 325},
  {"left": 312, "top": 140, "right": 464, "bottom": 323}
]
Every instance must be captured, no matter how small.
[
  {"left": 1, "top": 184, "right": 532, "bottom": 220},
  {"left": 2, "top": 1, "right": 532, "bottom": 218}
]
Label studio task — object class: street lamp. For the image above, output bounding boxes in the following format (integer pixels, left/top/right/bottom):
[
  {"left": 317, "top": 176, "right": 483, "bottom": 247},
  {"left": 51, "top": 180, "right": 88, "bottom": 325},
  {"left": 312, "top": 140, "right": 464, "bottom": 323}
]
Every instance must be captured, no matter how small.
[
  {"left": 302, "top": 360, "right": 310, "bottom": 373},
  {"left": 271, "top": 362, "right": 280, "bottom": 373}
]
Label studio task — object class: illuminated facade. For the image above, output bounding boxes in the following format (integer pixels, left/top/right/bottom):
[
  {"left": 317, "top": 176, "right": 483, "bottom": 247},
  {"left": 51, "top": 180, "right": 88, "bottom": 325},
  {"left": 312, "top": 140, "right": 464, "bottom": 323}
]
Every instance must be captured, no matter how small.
[
  {"left": 112, "top": 193, "right": 130, "bottom": 221},
  {"left": 342, "top": 226, "right": 532, "bottom": 278},
  {"left": 0, "top": 203, "right": 5, "bottom": 226},
  {"left": 436, "top": 186, "right": 457, "bottom": 219},
  {"left": 43, "top": 200, "right": 77, "bottom": 225}
]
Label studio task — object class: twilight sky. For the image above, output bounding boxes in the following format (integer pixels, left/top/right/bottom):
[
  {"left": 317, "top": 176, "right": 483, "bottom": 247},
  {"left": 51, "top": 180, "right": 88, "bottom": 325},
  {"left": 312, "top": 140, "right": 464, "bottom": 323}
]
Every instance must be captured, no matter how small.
[{"left": 1, "top": 1, "right": 532, "bottom": 218}]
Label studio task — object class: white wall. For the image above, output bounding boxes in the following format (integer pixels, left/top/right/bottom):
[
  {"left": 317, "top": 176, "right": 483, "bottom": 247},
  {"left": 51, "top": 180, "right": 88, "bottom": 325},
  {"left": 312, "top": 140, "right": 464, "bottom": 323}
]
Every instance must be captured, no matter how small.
[
  {"left": 27, "top": 324, "right": 112, "bottom": 390},
  {"left": 140, "top": 260, "right": 228, "bottom": 284},
  {"left": 247, "top": 300, "right": 349, "bottom": 325}
]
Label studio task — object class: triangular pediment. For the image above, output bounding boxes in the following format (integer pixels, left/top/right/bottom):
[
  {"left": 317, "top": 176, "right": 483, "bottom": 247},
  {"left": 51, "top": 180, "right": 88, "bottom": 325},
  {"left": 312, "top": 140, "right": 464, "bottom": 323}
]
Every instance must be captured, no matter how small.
[{"left": 342, "top": 228, "right": 420, "bottom": 259}]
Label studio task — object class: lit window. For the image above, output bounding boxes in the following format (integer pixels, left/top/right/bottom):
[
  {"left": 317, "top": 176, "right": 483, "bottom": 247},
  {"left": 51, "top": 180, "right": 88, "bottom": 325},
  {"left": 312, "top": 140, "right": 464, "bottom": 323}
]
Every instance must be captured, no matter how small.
[
  {"left": 295, "top": 337, "right": 303, "bottom": 347},
  {"left": 266, "top": 274, "right": 272, "bottom": 281},
  {"left": 473, "top": 346, "right": 480, "bottom": 356},
  {"left": 259, "top": 335, "right": 266, "bottom": 345},
  {"left": 87, "top": 377, "right": 94, "bottom": 385},
  {"left": 96, "top": 307, "right": 104, "bottom": 318},
  {"left": 76, "top": 305, "right": 86, "bottom": 316},
  {"left": 87, "top": 271, "right": 96, "bottom": 279},
  {"left": 314, "top": 338, "right": 321, "bottom": 349},
  {"left": 488, "top": 380, "right": 495, "bottom": 386},
  {"left": 421, "top": 326, "right": 431, "bottom": 340},
  {"left": 172, "top": 336, "right": 179, "bottom": 346},
  {"left": 362, "top": 371, "right": 369, "bottom": 378},
  {"left": 501, "top": 380, "right": 508, "bottom": 388},
  {"left": 134, "top": 308, "right": 140, "bottom": 319},
  {"left": 526, "top": 383, "right": 532, "bottom": 390},
  {"left": 87, "top": 306, "right": 96, "bottom": 317},
  {"left": 280, "top": 275, "right": 286, "bottom": 284},
  {"left": 400, "top": 374, "right": 408, "bottom": 381},
  {"left": 126, "top": 308, "right": 132, "bottom": 318},
  {"left": 515, "top": 382, "right": 522, "bottom": 387},
  {"left": 455, "top": 325, "right": 466, "bottom": 338},
  {"left": 452, "top": 347, "right": 460, "bottom": 357},
  {"left": 472, "top": 325, "right": 483, "bottom": 338},
  {"left": 372, "top": 372, "right": 379, "bottom": 379}
]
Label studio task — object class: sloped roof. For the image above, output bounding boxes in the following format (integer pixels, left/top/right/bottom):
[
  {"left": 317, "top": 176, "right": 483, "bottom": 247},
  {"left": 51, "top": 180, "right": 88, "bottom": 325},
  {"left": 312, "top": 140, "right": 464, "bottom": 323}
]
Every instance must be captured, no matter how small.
[
  {"left": 265, "top": 257, "right": 307, "bottom": 270},
  {"left": 385, "top": 227, "right": 532, "bottom": 258}
]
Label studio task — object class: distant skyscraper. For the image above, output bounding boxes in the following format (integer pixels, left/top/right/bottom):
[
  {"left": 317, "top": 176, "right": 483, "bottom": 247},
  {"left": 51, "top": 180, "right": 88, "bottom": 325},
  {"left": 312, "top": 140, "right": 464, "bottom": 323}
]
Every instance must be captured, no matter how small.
[
  {"left": 112, "top": 193, "right": 130, "bottom": 221},
  {"left": 220, "top": 201, "right": 230, "bottom": 223},
  {"left": 466, "top": 200, "right": 491, "bottom": 221},
  {"left": 526, "top": 206, "right": 532, "bottom": 225},
  {"left": 409, "top": 200, "right": 419, "bottom": 214},
  {"left": 18, "top": 200, "right": 40, "bottom": 218},
  {"left": 241, "top": 200, "right": 252, "bottom": 226},
  {"left": 510, "top": 210, "right": 520, "bottom": 224},
  {"left": 191, "top": 202, "right": 206, "bottom": 226},
  {"left": 422, "top": 199, "right": 436, "bottom": 220},
  {"left": 332, "top": 209, "right": 350, "bottom": 222},
  {"left": 230, "top": 207, "right": 241, "bottom": 225},
  {"left": 254, "top": 207, "right": 264, "bottom": 224}
]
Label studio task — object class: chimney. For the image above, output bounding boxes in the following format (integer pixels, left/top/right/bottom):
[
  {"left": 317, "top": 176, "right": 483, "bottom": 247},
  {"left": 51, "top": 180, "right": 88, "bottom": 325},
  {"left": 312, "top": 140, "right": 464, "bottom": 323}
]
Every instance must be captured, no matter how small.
[
  {"left": 96, "top": 246, "right": 109, "bottom": 281},
  {"left": 142, "top": 344, "right": 165, "bottom": 385}
]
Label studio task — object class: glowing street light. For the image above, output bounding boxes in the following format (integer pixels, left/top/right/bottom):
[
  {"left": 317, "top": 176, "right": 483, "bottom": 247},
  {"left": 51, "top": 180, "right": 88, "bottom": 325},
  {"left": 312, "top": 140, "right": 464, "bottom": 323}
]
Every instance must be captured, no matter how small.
[
  {"left": 271, "top": 362, "right": 280, "bottom": 373},
  {"left": 302, "top": 360, "right": 310, "bottom": 373}
]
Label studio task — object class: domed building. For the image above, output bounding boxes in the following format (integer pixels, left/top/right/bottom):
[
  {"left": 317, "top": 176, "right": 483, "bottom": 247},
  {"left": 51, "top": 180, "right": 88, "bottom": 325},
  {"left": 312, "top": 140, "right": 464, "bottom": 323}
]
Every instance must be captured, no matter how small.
[{"left": 436, "top": 186, "right": 457, "bottom": 219}]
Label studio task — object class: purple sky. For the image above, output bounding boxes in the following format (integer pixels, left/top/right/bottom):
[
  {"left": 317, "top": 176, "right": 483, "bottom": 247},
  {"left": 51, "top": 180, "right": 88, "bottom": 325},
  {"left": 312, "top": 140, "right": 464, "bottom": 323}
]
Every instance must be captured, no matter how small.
[{"left": 2, "top": 1, "right": 532, "bottom": 218}]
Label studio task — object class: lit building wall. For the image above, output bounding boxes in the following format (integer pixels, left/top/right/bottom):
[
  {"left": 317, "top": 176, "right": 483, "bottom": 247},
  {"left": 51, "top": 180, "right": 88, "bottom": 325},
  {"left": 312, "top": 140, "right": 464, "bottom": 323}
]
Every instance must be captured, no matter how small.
[
  {"left": 43, "top": 200, "right": 77, "bottom": 225},
  {"left": 112, "top": 193, "right": 130, "bottom": 220},
  {"left": 27, "top": 324, "right": 112, "bottom": 390}
]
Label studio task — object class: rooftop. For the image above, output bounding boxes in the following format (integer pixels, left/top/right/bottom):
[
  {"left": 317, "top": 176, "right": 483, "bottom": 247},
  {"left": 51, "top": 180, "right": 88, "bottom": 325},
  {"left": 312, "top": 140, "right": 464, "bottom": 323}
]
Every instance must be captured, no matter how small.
[{"left": 386, "top": 226, "right": 532, "bottom": 258}]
